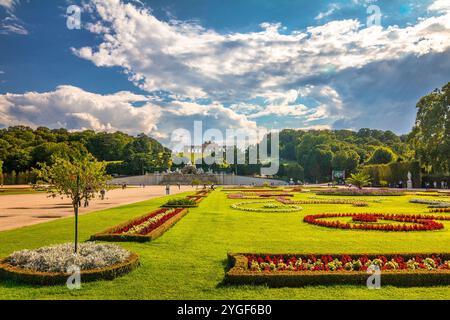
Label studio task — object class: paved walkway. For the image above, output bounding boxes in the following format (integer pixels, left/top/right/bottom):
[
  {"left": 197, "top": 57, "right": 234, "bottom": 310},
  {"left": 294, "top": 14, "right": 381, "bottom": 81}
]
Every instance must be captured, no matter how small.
[{"left": 0, "top": 186, "right": 194, "bottom": 232}]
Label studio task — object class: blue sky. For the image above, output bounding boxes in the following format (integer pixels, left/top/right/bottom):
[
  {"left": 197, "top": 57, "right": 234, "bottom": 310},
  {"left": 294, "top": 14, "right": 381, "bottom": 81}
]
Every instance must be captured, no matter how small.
[{"left": 1, "top": 0, "right": 449, "bottom": 145}]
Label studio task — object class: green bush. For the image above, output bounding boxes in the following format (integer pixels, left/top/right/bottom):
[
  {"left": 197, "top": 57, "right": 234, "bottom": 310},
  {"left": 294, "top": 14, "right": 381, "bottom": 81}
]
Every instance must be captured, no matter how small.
[
  {"left": 361, "top": 161, "right": 421, "bottom": 187},
  {"left": 163, "top": 198, "right": 197, "bottom": 207}
]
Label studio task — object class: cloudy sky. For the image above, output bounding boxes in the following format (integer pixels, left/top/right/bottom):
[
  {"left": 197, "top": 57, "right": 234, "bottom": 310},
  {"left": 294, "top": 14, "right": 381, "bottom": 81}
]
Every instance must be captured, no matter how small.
[{"left": 0, "top": 0, "right": 449, "bottom": 146}]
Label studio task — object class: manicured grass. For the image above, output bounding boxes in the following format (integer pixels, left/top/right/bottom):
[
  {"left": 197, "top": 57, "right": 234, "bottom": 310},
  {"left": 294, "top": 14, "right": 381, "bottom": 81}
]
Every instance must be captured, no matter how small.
[
  {"left": 1, "top": 189, "right": 450, "bottom": 299},
  {"left": 0, "top": 188, "right": 43, "bottom": 196}
]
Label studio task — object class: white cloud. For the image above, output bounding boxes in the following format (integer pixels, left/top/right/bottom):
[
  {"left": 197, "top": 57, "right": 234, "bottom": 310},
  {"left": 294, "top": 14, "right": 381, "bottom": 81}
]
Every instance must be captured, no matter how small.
[
  {"left": 0, "top": 85, "right": 257, "bottom": 146},
  {"left": 73, "top": 0, "right": 450, "bottom": 103},
  {"left": 0, "top": 0, "right": 17, "bottom": 10},
  {"left": 0, "top": 1, "right": 28, "bottom": 35},
  {"left": 428, "top": 0, "right": 450, "bottom": 13},
  {"left": 315, "top": 3, "right": 340, "bottom": 20}
]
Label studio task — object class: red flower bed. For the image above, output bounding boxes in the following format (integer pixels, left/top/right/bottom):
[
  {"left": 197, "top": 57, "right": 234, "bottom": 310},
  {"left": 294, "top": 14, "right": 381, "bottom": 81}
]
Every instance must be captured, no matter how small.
[
  {"left": 113, "top": 208, "right": 169, "bottom": 234},
  {"left": 352, "top": 214, "right": 378, "bottom": 223},
  {"left": 259, "top": 193, "right": 293, "bottom": 198},
  {"left": 431, "top": 208, "right": 450, "bottom": 213},
  {"left": 90, "top": 207, "right": 189, "bottom": 242},
  {"left": 303, "top": 213, "right": 450, "bottom": 231},
  {"left": 112, "top": 208, "right": 185, "bottom": 235}
]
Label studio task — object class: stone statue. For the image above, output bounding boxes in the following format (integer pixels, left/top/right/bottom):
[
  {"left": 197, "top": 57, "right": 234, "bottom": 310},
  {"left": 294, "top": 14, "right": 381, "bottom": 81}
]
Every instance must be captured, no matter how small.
[{"left": 407, "top": 171, "right": 413, "bottom": 189}]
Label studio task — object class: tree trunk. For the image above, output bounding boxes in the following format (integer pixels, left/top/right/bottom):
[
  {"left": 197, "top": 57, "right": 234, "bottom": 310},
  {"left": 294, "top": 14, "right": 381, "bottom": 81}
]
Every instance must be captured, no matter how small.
[
  {"left": 74, "top": 175, "right": 80, "bottom": 254},
  {"left": 74, "top": 203, "right": 79, "bottom": 254}
]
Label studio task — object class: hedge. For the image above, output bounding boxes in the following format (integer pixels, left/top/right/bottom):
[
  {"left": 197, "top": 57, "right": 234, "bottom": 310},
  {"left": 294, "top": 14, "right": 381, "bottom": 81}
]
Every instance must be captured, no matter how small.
[
  {"left": 0, "top": 253, "right": 140, "bottom": 286},
  {"left": 361, "top": 161, "right": 421, "bottom": 188},
  {"left": 90, "top": 208, "right": 189, "bottom": 242},
  {"left": 225, "top": 253, "right": 450, "bottom": 287}
]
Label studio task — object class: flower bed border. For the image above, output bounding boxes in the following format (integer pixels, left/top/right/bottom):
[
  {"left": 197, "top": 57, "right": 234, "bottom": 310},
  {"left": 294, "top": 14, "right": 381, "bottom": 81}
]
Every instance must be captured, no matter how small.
[
  {"left": 90, "top": 208, "right": 189, "bottom": 242},
  {"left": 316, "top": 189, "right": 404, "bottom": 196},
  {"left": 231, "top": 201, "right": 303, "bottom": 213},
  {"left": 303, "top": 213, "right": 450, "bottom": 232},
  {"left": 0, "top": 252, "right": 140, "bottom": 286},
  {"left": 225, "top": 253, "right": 450, "bottom": 287}
]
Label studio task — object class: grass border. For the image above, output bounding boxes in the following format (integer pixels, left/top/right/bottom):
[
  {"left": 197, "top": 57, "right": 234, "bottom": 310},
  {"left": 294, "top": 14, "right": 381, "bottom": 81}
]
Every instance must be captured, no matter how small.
[
  {"left": 225, "top": 253, "right": 450, "bottom": 287},
  {"left": 90, "top": 208, "right": 189, "bottom": 242},
  {"left": 0, "top": 252, "right": 140, "bottom": 286}
]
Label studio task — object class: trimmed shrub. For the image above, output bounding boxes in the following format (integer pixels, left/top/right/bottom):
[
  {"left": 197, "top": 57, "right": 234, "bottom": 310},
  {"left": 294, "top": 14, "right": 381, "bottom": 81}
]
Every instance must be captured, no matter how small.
[{"left": 361, "top": 161, "right": 421, "bottom": 188}]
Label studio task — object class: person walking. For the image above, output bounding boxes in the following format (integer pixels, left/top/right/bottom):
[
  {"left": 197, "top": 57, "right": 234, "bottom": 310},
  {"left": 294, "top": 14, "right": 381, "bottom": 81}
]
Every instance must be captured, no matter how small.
[
  {"left": 166, "top": 184, "right": 170, "bottom": 195},
  {"left": 100, "top": 188, "right": 106, "bottom": 200}
]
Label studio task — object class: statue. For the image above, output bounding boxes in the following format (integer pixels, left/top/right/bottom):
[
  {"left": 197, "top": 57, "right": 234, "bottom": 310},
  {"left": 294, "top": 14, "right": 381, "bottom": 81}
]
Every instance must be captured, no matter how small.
[{"left": 407, "top": 171, "right": 413, "bottom": 189}]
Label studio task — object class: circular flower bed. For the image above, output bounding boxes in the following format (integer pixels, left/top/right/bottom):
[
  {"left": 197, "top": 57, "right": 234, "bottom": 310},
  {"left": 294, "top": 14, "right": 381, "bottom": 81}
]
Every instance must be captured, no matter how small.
[
  {"left": 0, "top": 243, "right": 139, "bottom": 285},
  {"left": 303, "top": 213, "right": 450, "bottom": 231},
  {"left": 231, "top": 201, "right": 303, "bottom": 213}
]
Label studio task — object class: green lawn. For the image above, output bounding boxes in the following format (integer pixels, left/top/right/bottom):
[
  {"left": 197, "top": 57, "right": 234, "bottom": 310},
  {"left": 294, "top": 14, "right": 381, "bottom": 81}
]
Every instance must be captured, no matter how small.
[
  {"left": 1, "top": 189, "right": 450, "bottom": 300},
  {"left": 0, "top": 188, "right": 42, "bottom": 196}
]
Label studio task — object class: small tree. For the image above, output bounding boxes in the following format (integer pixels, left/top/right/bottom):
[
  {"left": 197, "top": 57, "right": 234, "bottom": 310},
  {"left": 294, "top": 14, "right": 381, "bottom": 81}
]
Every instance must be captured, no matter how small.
[
  {"left": 34, "top": 155, "right": 111, "bottom": 253},
  {"left": 347, "top": 172, "right": 372, "bottom": 189}
]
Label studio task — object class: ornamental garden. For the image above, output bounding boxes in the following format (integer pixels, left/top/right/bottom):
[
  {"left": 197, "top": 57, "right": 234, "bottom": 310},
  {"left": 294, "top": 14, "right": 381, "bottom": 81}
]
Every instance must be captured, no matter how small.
[{"left": 1, "top": 183, "right": 450, "bottom": 299}]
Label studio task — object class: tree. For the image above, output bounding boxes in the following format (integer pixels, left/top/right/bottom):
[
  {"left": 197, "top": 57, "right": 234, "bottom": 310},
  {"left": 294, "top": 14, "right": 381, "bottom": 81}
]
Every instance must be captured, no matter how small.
[
  {"left": 332, "top": 150, "right": 360, "bottom": 173},
  {"left": 34, "top": 155, "right": 111, "bottom": 253},
  {"left": 367, "top": 147, "right": 396, "bottom": 164},
  {"left": 347, "top": 172, "right": 372, "bottom": 189},
  {"left": 411, "top": 82, "right": 450, "bottom": 174},
  {"left": 283, "top": 163, "right": 304, "bottom": 181}
]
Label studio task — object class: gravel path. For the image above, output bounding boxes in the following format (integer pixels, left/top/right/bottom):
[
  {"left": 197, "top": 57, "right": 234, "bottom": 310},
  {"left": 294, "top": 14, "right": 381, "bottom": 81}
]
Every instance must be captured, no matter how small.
[{"left": 0, "top": 185, "right": 194, "bottom": 231}]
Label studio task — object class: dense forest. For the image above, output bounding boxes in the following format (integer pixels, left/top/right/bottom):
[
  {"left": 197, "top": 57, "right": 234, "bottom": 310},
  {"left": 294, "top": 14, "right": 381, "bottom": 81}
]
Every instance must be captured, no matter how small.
[{"left": 0, "top": 82, "right": 448, "bottom": 184}]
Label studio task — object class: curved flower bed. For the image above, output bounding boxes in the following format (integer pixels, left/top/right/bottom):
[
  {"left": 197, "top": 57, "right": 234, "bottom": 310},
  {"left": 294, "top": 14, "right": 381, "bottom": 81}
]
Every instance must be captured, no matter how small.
[
  {"left": 231, "top": 201, "right": 303, "bottom": 213},
  {"left": 0, "top": 243, "right": 139, "bottom": 286},
  {"left": 352, "top": 214, "right": 378, "bottom": 223},
  {"left": 431, "top": 208, "right": 450, "bottom": 213},
  {"left": 228, "top": 193, "right": 293, "bottom": 199},
  {"left": 90, "top": 208, "right": 189, "bottom": 242},
  {"left": 225, "top": 252, "right": 450, "bottom": 287},
  {"left": 276, "top": 197, "right": 368, "bottom": 206},
  {"left": 316, "top": 189, "right": 404, "bottom": 196},
  {"left": 410, "top": 199, "right": 450, "bottom": 208},
  {"left": 303, "top": 213, "right": 450, "bottom": 231}
]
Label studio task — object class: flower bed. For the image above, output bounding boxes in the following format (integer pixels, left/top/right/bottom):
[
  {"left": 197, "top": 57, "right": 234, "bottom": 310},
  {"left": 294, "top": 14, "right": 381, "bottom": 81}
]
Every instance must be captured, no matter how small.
[
  {"left": 225, "top": 252, "right": 450, "bottom": 287},
  {"left": 90, "top": 208, "right": 189, "bottom": 242},
  {"left": 410, "top": 199, "right": 450, "bottom": 208},
  {"left": 231, "top": 201, "right": 303, "bottom": 213},
  {"left": 162, "top": 198, "right": 198, "bottom": 208},
  {"left": 0, "top": 243, "right": 139, "bottom": 286},
  {"left": 316, "top": 189, "right": 404, "bottom": 196},
  {"left": 228, "top": 193, "right": 293, "bottom": 200},
  {"left": 303, "top": 213, "right": 450, "bottom": 231},
  {"left": 276, "top": 197, "right": 369, "bottom": 206},
  {"left": 352, "top": 214, "right": 378, "bottom": 223},
  {"left": 430, "top": 208, "right": 450, "bottom": 213}
]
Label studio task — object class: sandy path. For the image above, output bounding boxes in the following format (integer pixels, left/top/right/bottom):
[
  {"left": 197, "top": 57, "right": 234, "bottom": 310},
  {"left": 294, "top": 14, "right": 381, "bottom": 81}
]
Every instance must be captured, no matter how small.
[{"left": 0, "top": 186, "right": 194, "bottom": 232}]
